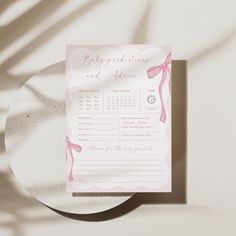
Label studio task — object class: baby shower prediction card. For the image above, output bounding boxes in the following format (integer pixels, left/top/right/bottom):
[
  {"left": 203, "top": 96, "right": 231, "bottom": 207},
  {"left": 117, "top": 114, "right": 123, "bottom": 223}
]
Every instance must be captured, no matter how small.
[{"left": 66, "top": 45, "right": 171, "bottom": 192}]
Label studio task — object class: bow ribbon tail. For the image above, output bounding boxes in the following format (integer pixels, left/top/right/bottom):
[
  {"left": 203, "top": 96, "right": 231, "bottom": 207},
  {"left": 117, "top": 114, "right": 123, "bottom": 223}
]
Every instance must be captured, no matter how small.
[
  {"left": 159, "top": 68, "right": 168, "bottom": 123},
  {"left": 66, "top": 145, "right": 74, "bottom": 182},
  {"left": 167, "top": 66, "right": 171, "bottom": 93}
]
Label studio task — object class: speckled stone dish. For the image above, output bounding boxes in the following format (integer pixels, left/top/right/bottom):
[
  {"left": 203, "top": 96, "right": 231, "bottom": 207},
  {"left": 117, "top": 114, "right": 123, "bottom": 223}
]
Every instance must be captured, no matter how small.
[{"left": 5, "top": 61, "right": 134, "bottom": 214}]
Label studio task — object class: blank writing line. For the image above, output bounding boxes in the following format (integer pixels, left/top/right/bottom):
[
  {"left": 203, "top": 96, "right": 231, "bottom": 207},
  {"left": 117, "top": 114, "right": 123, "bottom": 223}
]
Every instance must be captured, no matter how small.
[
  {"left": 73, "top": 164, "right": 162, "bottom": 166},
  {"left": 78, "top": 128, "right": 116, "bottom": 130},
  {"left": 77, "top": 140, "right": 159, "bottom": 142},
  {"left": 78, "top": 140, "right": 118, "bottom": 142},
  {"left": 78, "top": 123, "right": 115, "bottom": 125},
  {"left": 72, "top": 181, "right": 164, "bottom": 183},
  {"left": 90, "top": 118, "right": 116, "bottom": 120},
  {"left": 74, "top": 159, "right": 163, "bottom": 161},
  {"left": 73, "top": 174, "right": 163, "bottom": 176},
  {"left": 120, "top": 140, "right": 159, "bottom": 141},
  {"left": 121, "top": 131, "right": 158, "bottom": 133},
  {"left": 79, "top": 134, "right": 118, "bottom": 136},
  {"left": 74, "top": 170, "right": 163, "bottom": 171}
]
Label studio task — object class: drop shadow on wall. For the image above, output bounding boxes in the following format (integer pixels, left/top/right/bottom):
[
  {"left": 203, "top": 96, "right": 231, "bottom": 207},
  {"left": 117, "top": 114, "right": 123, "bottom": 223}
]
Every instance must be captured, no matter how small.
[{"left": 50, "top": 60, "right": 188, "bottom": 221}]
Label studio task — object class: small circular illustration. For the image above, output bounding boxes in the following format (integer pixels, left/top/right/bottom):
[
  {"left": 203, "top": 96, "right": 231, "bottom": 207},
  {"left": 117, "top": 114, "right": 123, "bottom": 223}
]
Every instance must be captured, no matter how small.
[{"left": 147, "top": 95, "right": 156, "bottom": 104}]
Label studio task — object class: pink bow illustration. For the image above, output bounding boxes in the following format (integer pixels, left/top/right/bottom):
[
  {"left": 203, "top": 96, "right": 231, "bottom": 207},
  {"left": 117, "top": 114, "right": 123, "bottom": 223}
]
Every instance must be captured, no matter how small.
[
  {"left": 66, "top": 136, "right": 82, "bottom": 182},
  {"left": 147, "top": 52, "right": 171, "bottom": 123}
]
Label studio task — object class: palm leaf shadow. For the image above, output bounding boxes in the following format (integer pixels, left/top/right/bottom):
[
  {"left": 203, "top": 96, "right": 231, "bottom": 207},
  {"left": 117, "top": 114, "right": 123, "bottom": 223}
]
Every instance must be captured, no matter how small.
[
  {"left": 0, "top": 0, "right": 66, "bottom": 51},
  {"left": 189, "top": 28, "right": 236, "bottom": 64},
  {"left": 132, "top": 0, "right": 153, "bottom": 44},
  {"left": 1, "top": 0, "right": 106, "bottom": 71}
]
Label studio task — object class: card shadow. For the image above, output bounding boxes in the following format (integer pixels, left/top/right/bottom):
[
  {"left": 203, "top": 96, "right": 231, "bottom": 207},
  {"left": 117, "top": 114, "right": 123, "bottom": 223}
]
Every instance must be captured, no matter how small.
[{"left": 49, "top": 60, "right": 187, "bottom": 221}]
